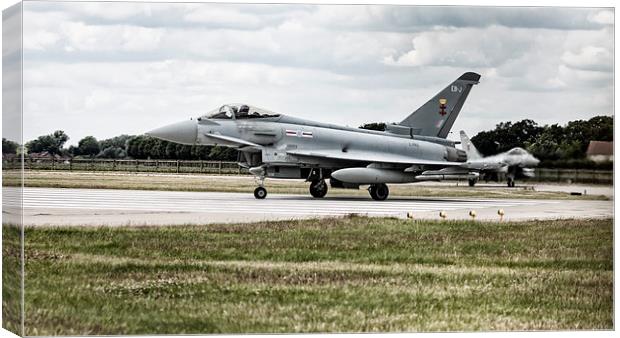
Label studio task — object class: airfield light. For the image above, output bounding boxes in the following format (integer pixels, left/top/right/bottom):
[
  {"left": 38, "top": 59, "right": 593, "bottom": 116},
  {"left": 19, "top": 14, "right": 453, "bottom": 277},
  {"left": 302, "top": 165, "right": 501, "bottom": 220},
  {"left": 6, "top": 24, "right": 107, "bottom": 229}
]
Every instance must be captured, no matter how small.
[
  {"left": 439, "top": 211, "right": 447, "bottom": 220},
  {"left": 469, "top": 210, "right": 477, "bottom": 220},
  {"left": 497, "top": 209, "right": 505, "bottom": 221}
]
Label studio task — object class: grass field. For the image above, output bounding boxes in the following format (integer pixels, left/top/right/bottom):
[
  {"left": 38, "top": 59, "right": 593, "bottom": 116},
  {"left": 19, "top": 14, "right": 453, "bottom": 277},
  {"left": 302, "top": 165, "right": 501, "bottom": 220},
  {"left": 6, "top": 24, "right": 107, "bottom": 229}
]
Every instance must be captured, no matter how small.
[
  {"left": 2, "top": 170, "right": 609, "bottom": 200},
  {"left": 22, "top": 216, "right": 612, "bottom": 335},
  {"left": 2, "top": 223, "right": 22, "bottom": 336}
]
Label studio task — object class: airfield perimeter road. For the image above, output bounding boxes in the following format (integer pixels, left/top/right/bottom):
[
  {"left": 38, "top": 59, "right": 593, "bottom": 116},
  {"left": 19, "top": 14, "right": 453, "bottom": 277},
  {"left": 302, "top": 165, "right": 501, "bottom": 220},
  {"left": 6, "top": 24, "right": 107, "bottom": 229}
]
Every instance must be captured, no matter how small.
[{"left": 4, "top": 187, "right": 613, "bottom": 226}]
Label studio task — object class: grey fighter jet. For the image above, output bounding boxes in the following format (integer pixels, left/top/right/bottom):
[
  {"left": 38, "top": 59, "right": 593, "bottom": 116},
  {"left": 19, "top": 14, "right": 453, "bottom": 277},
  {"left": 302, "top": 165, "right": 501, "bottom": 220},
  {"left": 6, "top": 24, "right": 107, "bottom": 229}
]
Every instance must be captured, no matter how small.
[
  {"left": 147, "top": 72, "right": 482, "bottom": 200},
  {"left": 459, "top": 130, "right": 540, "bottom": 187}
]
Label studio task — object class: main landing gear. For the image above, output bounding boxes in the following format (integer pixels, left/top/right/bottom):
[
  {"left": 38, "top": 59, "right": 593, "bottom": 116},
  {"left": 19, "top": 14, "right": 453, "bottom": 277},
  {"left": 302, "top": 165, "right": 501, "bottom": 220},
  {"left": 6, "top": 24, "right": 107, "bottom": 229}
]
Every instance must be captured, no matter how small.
[
  {"left": 309, "top": 179, "right": 328, "bottom": 198},
  {"left": 506, "top": 171, "right": 516, "bottom": 187},
  {"left": 369, "top": 183, "right": 389, "bottom": 201}
]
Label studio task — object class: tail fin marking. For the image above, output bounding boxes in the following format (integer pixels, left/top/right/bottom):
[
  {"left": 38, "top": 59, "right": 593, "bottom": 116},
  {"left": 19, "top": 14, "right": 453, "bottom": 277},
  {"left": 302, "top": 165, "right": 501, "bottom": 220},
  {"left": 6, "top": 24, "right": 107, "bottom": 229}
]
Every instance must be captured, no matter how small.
[{"left": 399, "top": 72, "right": 480, "bottom": 139}]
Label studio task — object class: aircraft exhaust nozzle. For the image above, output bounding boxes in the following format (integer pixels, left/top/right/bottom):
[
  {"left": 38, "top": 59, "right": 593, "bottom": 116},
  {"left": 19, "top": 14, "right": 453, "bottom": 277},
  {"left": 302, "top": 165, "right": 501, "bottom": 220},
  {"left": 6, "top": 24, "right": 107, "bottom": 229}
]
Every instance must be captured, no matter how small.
[{"left": 147, "top": 119, "right": 198, "bottom": 145}]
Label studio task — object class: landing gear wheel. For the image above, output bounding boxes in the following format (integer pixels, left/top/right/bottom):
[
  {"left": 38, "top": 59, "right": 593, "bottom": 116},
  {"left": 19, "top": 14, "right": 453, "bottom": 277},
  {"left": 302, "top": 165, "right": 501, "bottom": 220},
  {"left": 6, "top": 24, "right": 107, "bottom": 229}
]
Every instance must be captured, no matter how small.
[
  {"left": 369, "top": 183, "right": 389, "bottom": 201},
  {"left": 309, "top": 180, "right": 328, "bottom": 198},
  {"left": 254, "top": 186, "right": 267, "bottom": 199},
  {"left": 468, "top": 178, "right": 477, "bottom": 187},
  {"left": 507, "top": 177, "right": 515, "bottom": 187}
]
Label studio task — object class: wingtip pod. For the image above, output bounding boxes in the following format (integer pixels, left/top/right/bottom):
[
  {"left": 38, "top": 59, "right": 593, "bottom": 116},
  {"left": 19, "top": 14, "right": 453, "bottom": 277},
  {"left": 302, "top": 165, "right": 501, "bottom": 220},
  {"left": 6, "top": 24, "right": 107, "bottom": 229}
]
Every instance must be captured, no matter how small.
[{"left": 458, "top": 72, "right": 481, "bottom": 83}]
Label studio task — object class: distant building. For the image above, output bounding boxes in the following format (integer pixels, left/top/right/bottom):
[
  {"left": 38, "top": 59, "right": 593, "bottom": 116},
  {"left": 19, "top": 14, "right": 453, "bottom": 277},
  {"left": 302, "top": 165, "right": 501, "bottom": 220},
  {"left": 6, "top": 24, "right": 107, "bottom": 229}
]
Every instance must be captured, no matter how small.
[
  {"left": 586, "top": 141, "right": 613, "bottom": 163},
  {"left": 27, "top": 152, "right": 71, "bottom": 161}
]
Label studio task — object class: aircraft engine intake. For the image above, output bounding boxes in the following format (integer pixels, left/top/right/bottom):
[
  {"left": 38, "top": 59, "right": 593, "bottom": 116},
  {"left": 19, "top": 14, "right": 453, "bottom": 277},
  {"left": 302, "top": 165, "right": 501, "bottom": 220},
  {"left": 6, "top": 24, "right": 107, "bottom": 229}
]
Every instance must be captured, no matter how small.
[{"left": 444, "top": 147, "right": 467, "bottom": 162}]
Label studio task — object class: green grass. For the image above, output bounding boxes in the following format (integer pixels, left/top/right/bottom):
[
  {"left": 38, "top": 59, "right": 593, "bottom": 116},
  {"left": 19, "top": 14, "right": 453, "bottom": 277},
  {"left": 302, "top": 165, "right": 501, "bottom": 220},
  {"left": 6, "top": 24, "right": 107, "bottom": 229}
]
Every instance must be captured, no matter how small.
[
  {"left": 23, "top": 216, "right": 612, "bottom": 335},
  {"left": 2, "top": 223, "right": 22, "bottom": 336},
  {"left": 2, "top": 170, "right": 609, "bottom": 200}
]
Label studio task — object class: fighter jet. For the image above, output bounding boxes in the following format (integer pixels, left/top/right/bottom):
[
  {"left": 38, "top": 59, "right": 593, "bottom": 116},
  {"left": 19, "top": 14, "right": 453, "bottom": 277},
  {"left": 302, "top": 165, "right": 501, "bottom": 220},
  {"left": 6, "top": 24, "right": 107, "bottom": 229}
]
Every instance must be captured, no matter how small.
[
  {"left": 147, "top": 72, "right": 482, "bottom": 200},
  {"left": 459, "top": 130, "right": 540, "bottom": 187}
]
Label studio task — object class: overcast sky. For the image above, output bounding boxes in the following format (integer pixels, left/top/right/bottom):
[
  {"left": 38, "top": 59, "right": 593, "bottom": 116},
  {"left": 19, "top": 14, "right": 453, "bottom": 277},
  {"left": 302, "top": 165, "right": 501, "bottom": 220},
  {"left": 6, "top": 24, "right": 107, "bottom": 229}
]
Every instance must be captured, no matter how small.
[{"left": 13, "top": 1, "right": 615, "bottom": 145}]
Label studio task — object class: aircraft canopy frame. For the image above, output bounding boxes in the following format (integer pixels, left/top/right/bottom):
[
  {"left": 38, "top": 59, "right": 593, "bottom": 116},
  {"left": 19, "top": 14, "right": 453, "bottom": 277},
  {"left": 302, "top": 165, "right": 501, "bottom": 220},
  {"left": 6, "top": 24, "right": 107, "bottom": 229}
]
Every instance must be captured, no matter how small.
[{"left": 204, "top": 104, "right": 281, "bottom": 120}]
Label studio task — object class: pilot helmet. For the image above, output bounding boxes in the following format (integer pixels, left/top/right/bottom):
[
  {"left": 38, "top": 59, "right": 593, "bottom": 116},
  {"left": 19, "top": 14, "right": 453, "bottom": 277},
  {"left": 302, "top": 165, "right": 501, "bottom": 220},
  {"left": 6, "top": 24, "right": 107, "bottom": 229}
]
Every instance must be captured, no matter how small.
[{"left": 239, "top": 105, "right": 250, "bottom": 113}]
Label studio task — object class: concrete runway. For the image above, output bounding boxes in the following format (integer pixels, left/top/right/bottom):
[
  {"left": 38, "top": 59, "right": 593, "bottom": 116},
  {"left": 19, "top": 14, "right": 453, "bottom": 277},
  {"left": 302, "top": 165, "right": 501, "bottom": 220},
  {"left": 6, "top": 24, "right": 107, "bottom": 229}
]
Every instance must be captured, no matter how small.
[{"left": 2, "top": 187, "right": 612, "bottom": 226}]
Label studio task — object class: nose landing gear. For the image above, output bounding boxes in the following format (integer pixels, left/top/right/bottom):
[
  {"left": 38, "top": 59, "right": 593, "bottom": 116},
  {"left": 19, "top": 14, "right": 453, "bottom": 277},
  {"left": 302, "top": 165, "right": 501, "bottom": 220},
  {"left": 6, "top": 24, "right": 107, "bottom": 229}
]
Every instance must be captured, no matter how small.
[
  {"left": 250, "top": 166, "right": 268, "bottom": 199},
  {"left": 309, "top": 179, "right": 328, "bottom": 198},
  {"left": 253, "top": 186, "right": 267, "bottom": 199}
]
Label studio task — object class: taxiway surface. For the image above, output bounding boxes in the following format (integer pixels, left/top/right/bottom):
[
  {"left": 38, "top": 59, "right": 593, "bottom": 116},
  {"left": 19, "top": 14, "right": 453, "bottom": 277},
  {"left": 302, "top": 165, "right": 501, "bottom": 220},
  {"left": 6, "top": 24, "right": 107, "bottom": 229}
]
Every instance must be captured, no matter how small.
[{"left": 3, "top": 187, "right": 612, "bottom": 226}]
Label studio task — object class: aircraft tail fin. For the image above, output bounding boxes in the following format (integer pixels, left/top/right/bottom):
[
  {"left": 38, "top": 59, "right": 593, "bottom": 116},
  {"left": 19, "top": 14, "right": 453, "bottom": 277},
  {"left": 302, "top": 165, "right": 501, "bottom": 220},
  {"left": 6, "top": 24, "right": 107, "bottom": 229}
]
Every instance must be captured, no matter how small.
[
  {"left": 399, "top": 72, "right": 480, "bottom": 138},
  {"left": 459, "top": 130, "right": 482, "bottom": 160}
]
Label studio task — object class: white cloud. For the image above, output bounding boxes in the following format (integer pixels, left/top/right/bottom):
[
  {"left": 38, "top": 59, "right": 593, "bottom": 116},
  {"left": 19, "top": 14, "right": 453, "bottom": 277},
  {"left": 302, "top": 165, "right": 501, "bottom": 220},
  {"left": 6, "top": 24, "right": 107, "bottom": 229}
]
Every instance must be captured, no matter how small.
[
  {"left": 58, "top": 22, "right": 163, "bottom": 52},
  {"left": 587, "top": 10, "right": 614, "bottom": 25},
  {"left": 562, "top": 46, "right": 613, "bottom": 72},
  {"left": 384, "top": 26, "right": 531, "bottom": 67},
  {"left": 17, "top": 2, "right": 614, "bottom": 145},
  {"left": 183, "top": 7, "right": 264, "bottom": 29}
]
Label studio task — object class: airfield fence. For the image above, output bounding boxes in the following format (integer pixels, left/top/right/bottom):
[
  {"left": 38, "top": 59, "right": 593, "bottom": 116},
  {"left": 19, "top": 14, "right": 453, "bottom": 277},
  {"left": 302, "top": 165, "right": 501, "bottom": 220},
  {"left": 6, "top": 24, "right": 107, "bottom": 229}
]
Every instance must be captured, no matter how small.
[
  {"left": 1, "top": 158, "right": 613, "bottom": 184},
  {"left": 4, "top": 158, "right": 250, "bottom": 175}
]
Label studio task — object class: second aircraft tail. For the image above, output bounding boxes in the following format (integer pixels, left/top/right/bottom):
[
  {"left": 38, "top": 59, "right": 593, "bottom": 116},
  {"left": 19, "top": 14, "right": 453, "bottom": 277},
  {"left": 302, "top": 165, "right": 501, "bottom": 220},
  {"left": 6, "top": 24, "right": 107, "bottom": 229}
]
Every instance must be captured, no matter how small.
[{"left": 459, "top": 130, "right": 482, "bottom": 160}]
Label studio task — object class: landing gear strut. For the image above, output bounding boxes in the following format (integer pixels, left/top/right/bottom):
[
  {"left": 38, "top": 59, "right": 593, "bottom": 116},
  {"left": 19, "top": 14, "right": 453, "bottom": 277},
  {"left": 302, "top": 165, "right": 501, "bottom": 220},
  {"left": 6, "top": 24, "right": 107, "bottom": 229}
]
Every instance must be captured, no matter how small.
[
  {"left": 506, "top": 174, "right": 515, "bottom": 187},
  {"left": 369, "top": 183, "right": 389, "bottom": 201},
  {"left": 250, "top": 166, "right": 267, "bottom": 199},
  {"left": 309, "top": 179, "right": 328, "bottom": 198},
  {"left": 468, "top": 178, "right": 478, "bottom": 187}
]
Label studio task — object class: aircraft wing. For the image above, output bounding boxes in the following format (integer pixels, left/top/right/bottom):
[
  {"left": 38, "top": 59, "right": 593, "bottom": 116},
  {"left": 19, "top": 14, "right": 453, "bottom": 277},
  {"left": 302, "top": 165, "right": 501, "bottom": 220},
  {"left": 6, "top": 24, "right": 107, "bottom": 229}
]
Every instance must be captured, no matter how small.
[
  {"left": 287, "top": 149, "right": 463, "bottom": 166},
  {"left": 203, "top": 133, "right": 263, "bottom": 149}
]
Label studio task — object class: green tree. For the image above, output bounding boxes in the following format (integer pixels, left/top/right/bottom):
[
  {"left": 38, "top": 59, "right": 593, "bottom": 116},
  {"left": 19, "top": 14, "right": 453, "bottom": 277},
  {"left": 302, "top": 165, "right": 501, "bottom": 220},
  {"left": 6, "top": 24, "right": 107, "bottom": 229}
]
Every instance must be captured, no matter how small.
[
  {"left": 474, "top": 115, "right": 613, "bottom": 162},
  {"left": 78, "top": 136, "right": 100, "bottom": 157},
  {"left": 208, "top": 146, "right": 237, "bottom": 161},
  {"left": 97, "top": 146, "right": 125, "bottom": 159},
  {"left": 126, "top": 136, "right": 143, "bottom": 159},
  {"left": 471, "top": 120, "right": 543, "bottom": 156},
  {"left": 176, "top": 144, "right": 192, "bottom": 160},
  {"left": 191, "top": 145, "right": 211, "bottom": 160},
  {"left": 99, "top": 134, "right": 133, "bottom": 150},
  {"left": 526, "top": 124, "right": 564, "bottom": 160},
  {"left": 26, "top": 130, "right": 69, "bottom": 156},
  {"left": 2, "top": 138, "right": 18, "bottom": 154},
  {"left": 164, "top": 142, "right": 177, "bottom": 159}
]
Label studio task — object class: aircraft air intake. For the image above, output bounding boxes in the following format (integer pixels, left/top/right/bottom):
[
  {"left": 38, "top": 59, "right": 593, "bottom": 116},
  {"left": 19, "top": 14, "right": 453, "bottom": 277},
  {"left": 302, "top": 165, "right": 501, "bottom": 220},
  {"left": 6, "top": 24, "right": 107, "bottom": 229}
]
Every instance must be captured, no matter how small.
[{"left": 444, "top": 147, "right": 468, "bottom": 162}]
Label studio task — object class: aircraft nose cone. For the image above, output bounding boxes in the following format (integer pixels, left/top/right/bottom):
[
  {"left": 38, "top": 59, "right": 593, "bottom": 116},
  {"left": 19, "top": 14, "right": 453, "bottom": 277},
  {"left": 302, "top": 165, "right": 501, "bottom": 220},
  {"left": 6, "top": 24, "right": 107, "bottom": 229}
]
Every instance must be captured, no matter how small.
[{"left": 147, "top": 119, "right": 197, "bottom": 145}]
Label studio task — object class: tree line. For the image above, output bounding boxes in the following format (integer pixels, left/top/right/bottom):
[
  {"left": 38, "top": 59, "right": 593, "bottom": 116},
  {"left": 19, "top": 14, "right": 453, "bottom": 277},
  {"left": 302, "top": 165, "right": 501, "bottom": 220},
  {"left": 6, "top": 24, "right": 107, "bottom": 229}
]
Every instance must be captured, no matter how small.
[
  {"left": 3, "top": 115, "right": 612, "bottom": 168},
  {"left": 359, "top": 115, "right": 613, "bottom": 169},
  {"left": 3, "top": 133, "right": 237, "bottom": 161}
]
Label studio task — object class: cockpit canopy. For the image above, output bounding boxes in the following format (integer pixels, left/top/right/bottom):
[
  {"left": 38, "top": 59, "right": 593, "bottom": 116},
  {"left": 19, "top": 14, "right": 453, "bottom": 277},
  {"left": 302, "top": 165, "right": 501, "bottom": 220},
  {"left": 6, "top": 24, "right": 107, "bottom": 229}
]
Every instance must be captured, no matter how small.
[
  {"left": 507, "top": 147, "right": 528, "bottom": 156},
  {"left": 204, "top": 104, "right": 280, "bottom": 120}
]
